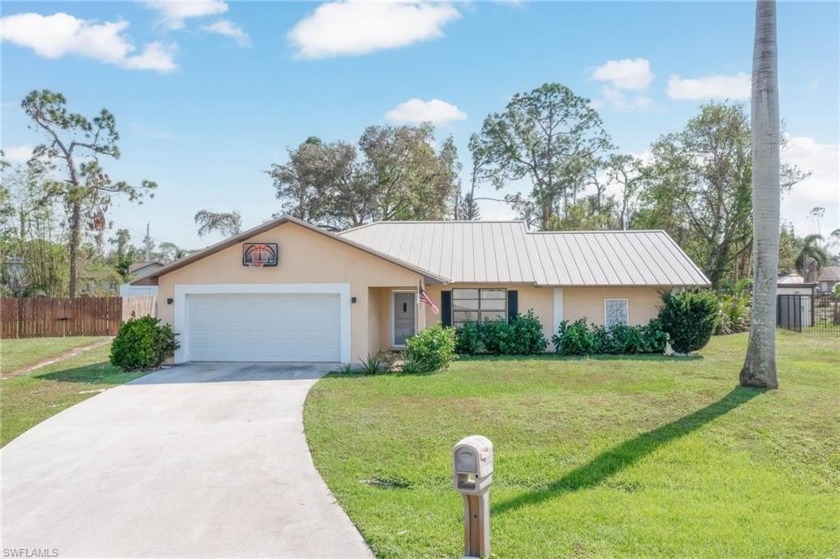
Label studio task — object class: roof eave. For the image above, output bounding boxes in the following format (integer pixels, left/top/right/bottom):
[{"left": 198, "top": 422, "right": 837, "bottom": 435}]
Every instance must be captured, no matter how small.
[{"left": 136, "top": 215, "right": 449, "bottom": 286}]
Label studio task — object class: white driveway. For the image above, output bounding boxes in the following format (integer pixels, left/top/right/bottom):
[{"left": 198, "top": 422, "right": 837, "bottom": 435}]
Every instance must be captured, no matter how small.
[{"left": 1, "top": 363, "right": 373, "bottom": 558}]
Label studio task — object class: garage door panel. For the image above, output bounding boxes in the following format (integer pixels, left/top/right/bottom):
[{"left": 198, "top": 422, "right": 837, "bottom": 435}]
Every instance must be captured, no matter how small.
[{"left": 187, "top": 293, "right": 341, "bottom": 362}]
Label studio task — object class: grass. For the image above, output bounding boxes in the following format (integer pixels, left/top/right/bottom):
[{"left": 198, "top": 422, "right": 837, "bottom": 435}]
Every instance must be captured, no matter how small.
[
  {"left": 1, "top": 336, "right": 109, "bottom": 374},
  {"left": 305, "top": 332, "right": 840, "bottom": 558},
  {"left": 1, "top": 344, "right": 148, "bottom": 446}
]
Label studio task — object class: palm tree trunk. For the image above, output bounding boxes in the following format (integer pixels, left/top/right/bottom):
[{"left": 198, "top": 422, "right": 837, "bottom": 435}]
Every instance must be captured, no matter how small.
[{"left": 740, "top": 0, "right": 780, "bottom": 388}]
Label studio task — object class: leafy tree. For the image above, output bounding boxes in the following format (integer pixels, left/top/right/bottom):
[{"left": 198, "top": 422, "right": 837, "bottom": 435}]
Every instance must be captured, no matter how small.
[
  {"left": 636, "top": 101, "right": 805, "bottom": 288},
  {"left": 473, "top": 83, "right": 613, "bottom": 229},
  {"left": 794, "top": 234, "right": 829, "bottom": 282},
  {"left": 194, "top": 210, "right": 242, "bottom": 238},
  {"left": 358, "top": 124, "right": 459, "bottom": 221},
  {"left": 269, "top": 125, "right": 460, "bottom": 229},
  {"left": 777, "top": 224, "right": 798, "bottom": 275},
  {"left": 108, "top": 228, "right": 138, "bottom": 282},
  {"left": 741, "top": 0, "right": 780, "bottom": 389},
  {"left": 22, "top": 90, "right": 156, "bottom": 297},
  {"left": 156, "top": 241, "right": 190, "bottom": 264},
  {"left": 0, "top": 161, "right": 68, "bottom": 296},
  {"left": 606, "top": 154, "right": 645, "bottom": 230}
]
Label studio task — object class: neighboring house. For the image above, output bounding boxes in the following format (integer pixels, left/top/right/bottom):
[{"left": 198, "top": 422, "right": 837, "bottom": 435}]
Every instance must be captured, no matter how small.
[
  {"left": 120, "top": 262, "right": 163, "bottom": 298},
  {"left": 777, "top": 273, "right": 806, "bottom": 285},
  {"left": 129, "top": 262, "right": 164, "bottom": 279},
  {"left": 134, "top": 216, "right": 709, "bottom": 364},
  {"left": 816, "top": 266, "right": 840, "bottom": 293}
]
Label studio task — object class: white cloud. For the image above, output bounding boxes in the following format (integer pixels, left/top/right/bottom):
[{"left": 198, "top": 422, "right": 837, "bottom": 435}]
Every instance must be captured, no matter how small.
[
  {"left": 0, "top": 12, "right": 176, "bottom": 72},
  {"left": 200, "top": 20, "right": 250, "bottom": 46},
  {"left": 591, "top": 58, "right": 653, "bottom": 90},
  {"left": 782, "top": 136, "right": 840, "bottom": 237},
  {"left": 288, "top": 1, "right": 461, "bottom": 59},
  {"left": 1, "top": 145, "right": 34, "bottom": 164},
  {"left": 667, "top": 72, "right": 751, "bottom": 100},
  {"left": 592, "top": 86, "right": 652, "bottom": 113},
  {"left": 121, "top": 42, "right": 177, "bottom": 72},
  {"left": 385, "top": 98, "right": 467, "bottom": 124},
  {"left": 143, "top": 0, "right": 228, "bottom": 30}
]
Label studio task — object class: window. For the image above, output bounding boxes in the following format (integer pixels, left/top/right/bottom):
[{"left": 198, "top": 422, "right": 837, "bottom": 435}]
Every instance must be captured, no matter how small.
[
  {"left": 453, "top": 288, "right": 507, "bottom": 326},
  {"left": 604, "top": 299, "right": 629, "bottom": 329}
]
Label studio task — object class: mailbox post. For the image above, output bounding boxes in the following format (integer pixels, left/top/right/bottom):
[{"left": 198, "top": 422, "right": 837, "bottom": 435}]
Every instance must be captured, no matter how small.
[{"left": 453, "top": 435, "right": 493, "bottom": 559}]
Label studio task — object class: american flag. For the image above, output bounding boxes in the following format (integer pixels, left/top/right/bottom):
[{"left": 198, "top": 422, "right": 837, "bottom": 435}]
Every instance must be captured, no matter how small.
[{"left": 419, "top": 283, "right": 439, "bottom": 315}]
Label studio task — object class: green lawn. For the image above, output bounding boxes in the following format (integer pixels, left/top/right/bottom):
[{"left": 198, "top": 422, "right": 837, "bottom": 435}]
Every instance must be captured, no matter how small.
[
  {"left": 305, "top": 332, "right": 840, "bottom": 558},
  {"left": 1, "top": 336, "right": 109, "bottom": 374},
  {"left": 1, "top": 344, "right": 147, "bottom": 446}
]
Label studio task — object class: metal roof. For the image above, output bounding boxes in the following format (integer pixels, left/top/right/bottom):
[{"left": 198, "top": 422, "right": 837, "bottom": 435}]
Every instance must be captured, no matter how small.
[
  {"left": 817, "top": 266, "right": 840, "bottom": 282},
  {"left": 340, "top": 221, "right": 710, "bottom": 287}
]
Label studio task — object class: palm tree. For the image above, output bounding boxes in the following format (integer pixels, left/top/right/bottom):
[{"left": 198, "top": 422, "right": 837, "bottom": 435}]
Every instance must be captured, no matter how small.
[
  {"left": 740, "top": 0, "right": 780, "bottom": 389},
  {"left": 794, "top": 234, "right": 829, "bottom": 283}
]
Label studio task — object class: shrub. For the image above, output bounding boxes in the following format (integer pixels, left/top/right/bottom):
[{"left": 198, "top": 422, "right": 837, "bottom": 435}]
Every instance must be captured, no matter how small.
[
  {"left": 658, "top": 290, "right": 718, "bottom": 353},
  {"left": 507, "top": 310, "right": 548, "bottom": 355},
  {"left": 553, "top": 318, "right": 667, "bottom": 356},
  {"left": 715, "top": 292, "right": 752, "bottom": 335},
  {"left": 552, "top": 319, "right": 600, "bottom": 356},
  {"left": 403, "top": 324, "right": 457, "bottom": 373},
  {"left": 110, "top": 315, "right": 179, "bottom": 371},
  {"left": 455, "top": 322, "right": 483, "bottom": 355},
  {"left": 358, "top": 354, "right": 389, "bottom": 375},
  {"left": 479, "top": 319, "right": 513, "bottom": 355}
]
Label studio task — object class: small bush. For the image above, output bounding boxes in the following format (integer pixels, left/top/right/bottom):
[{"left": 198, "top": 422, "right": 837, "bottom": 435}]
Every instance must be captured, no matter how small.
[
  {"left": 658, "top": 290, "right": 718, "bottom": 353},
  {"left": 553, "top": 319, "right": 600, "bottom": 356},
  {"left": 553, "top": 318, "right": 667, "bottom": 356},
  {"left": 507, "top": 310, "right": 548, "bottom": 355},
  {"left": 110, "top": 315, "right": 179, "bottom": 371},
  {"left": 716, "top": 293, "right": 751, "bottom": 335},
  {"left": 403, "top": 324, "right": 457, "bottom": 373},
  {"left": 599, "top": 320, "right": 668, "bottom": 354},
  {"left": 455, "top": 322, "right": 483, "bottom": 355},
  {"left": 358, "top": 354, "right": 389, "bottom": 375},
  {"left": 479, "top": 319, "right": 513, "bottom": 355}
]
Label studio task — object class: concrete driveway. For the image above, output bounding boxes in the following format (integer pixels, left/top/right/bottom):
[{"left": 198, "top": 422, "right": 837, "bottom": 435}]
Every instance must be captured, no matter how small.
[{"left": 1, "top": 363, "right": 373, "bottom": 558}]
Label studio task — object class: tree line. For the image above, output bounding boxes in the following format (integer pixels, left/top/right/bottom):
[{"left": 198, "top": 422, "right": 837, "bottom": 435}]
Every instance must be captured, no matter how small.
[{"left": 1, "top": 84, "right": 836, "bottom": 298}]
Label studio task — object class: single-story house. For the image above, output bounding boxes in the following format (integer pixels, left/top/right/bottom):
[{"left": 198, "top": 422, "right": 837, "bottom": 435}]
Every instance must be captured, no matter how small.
[
  {"left": 134, "top": 216, "right": 709, "bottom": 364},
  {"left": 120, "top": 262, "right": 163, "bottom": 297},
  {"left": 816, "top": 266, "right": 840, "bottom": 293}
]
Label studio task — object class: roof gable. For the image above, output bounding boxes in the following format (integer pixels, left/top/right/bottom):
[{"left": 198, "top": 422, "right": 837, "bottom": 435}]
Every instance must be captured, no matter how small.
[{"left": 134, "top": 216, "right": 447, "bottom": 285}]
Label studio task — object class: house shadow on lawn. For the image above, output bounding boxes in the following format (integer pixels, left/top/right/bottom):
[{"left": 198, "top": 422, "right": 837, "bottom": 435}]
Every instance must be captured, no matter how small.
[
  {"left": 492, "top": 386, "right": 764, "bottom": 514},
  {"left": 459, "top": 353, "right": 704, "bottom": 363}
]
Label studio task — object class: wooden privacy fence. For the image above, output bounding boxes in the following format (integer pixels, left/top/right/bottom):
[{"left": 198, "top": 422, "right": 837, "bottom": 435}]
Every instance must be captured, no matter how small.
[{"left": 1, "top": 296, "right": 158, "bottom": 339}]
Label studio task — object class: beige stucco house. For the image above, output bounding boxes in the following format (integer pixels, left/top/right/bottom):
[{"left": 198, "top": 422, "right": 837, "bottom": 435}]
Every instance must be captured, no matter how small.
[{"left": 135, "top": 216, "right": 709, "bottom": 364}]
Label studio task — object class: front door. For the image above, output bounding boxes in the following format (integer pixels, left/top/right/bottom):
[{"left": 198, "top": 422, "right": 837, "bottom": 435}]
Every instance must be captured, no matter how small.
[{"left": 393, "top": 292, "right": 416, "bottom": 346}]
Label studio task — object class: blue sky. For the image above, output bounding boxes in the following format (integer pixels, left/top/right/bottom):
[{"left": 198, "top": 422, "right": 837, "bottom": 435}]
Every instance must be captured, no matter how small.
[{"left": 2, "top": 1, "right": 838, "bottom": 251}]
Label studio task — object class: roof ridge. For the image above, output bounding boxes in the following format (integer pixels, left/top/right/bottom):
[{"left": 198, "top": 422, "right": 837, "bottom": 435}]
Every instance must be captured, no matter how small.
[{"left": 529, "top": 229, "right": 668, "bottom": 235}]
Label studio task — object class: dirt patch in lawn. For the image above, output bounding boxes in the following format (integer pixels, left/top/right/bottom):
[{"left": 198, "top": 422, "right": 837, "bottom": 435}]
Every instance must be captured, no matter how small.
[{"left": 1, "top": 338, "right": 113, "bottom": 379}]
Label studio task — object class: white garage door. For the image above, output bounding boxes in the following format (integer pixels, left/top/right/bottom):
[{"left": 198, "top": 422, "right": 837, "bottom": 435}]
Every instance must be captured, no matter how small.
[{"left": 187, "top": 293, "right": 341, "bottom": 362}]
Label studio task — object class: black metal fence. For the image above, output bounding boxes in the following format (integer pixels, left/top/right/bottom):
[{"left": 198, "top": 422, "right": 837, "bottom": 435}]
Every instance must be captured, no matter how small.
[{"left": 777, "top": 293, "right": 840, "bottom": 333}]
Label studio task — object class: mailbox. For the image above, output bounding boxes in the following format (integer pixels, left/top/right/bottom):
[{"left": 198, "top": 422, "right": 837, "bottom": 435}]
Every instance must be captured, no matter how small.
[
  {"left": 453, "top": 435, "right": 493, "bottom": 558},
  {"left": 454, "top": 435, "right": 493, "bottom": 494}
]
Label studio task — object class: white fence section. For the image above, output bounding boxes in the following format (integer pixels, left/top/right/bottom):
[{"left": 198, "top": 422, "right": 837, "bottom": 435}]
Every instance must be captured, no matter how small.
[{"left": 122, "top": 295, "right": 158, "bottom": 322}]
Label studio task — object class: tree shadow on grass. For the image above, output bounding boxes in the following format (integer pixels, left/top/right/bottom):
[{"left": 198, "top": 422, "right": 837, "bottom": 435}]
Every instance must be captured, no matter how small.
[
  {"left": 37, "top": 362, "right": 140, "bottom": 385},
  {"left": 492, "top": 386, "right": 764, "bottom": 514}
]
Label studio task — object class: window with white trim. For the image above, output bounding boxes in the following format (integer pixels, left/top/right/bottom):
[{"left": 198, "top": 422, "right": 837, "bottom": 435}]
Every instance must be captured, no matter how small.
[
  {"left": 604, "top": 299, "right": 629, "bottom": 329},
  {"left": 453, "top": 288, "right": 506, "bottom": 326}
]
